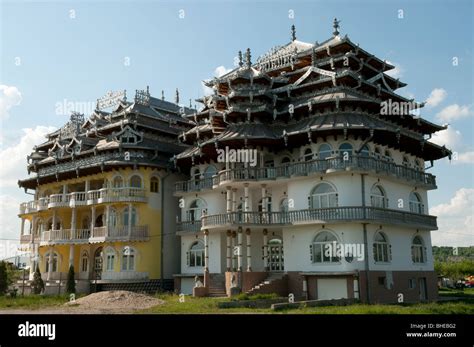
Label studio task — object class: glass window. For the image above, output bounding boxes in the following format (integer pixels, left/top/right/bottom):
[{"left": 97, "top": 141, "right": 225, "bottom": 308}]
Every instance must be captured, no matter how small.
[
  {"left": 373, "top": 232, "right": 390, "bottom": 263},
  {"left": 203, "top": 165, "right": 217, "bottom": 179},
  {"left": 189, "top": 241, "right": 205, "bottom": 267},
  {"left": 312, "top": 231, "right": 340, "bottom": 263},
  {"left": 318, "top": 144, "right": 332, "bottom": 160},
  {"left": 45, "top": 253, "right": 58, "bottom": 272},
  {"left": 412, "top": 236, "right": 425, "bottom": 263},
  {"left": 130, "top": 175, "right": 142, "bottom": 188},
  {"left": 403, "top": 156, "right": 410, "bottom": 167},
  {"left": 81, "top": 252, "right": 88, "bottom": 272},
  {"left": 188, "top": 199, "right": 206, "bottom": 222},
  {"left": 409, "top": 192, "right": 423, "bottom": 214},
  {"left": 309, "top": 183, "right": 338, "bottom": 209},
  {"left": 339, "top": 143, "right": 353, "bottom": 157},
  {"left": 370, "top": 185, "right": 387, "bottom": 208},
  {"left": 150, "top": 177, "right": 159, "bottom": 193},
  {"left": 303, "top": 148, "right": 313, "bottom": 162},
  {"left": 360, "top": 145, "right": 370, "bottom": 157},
  {"left": 113, "top": 176, "right": 124, "bottom": 188},
  {"left": 121, "top": 247, "right": 135, "bottom": 271},
  {"left": 123, "top": 206, "right": 137, "bottom": 226}
]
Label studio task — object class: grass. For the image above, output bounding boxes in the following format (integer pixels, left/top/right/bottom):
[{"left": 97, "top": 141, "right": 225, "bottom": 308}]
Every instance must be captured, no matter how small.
[
  {"left": 138, "top": 293, "right": 474, "bottom": 315},
  {"left": 0, "top": 294, "right": 73, "bottom": 310},
  {"left": 438, "top": 287, "right": 474, "bottom": 298}
]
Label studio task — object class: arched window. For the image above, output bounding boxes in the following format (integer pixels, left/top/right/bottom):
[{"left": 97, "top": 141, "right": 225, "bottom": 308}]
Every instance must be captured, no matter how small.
[
  {"left": 123, "top": 206, "right": 137, "bottom": 226},
  {"left": 318, "top": 144, "right": 332, "bottom": 160},
  {"left": 204, "top": 165, "right": 217, "bottom": 179},
  {"left": 339, "top": 143, "right": 353, "bottom": 157},
  {"left": 130, "top": 175, "right": 142, "bottom": 188},
  {"left": 81, "top": 251, "right": 89, "bottom": 272},
  {"left": 105, "top": 247, "right": 116, "bottom": 271},
  {"left": 373, "top": 231, "right": 390, "bottom": 263},
  {"left": 360, "top": 145, "right": 370, "bottom": 157},
  {"left": 303, "top": 148, "right": 313, "bottom": 162},
  {"left": 370, "top": 185, "right": 387, "bottom": 208},
  {"left": 409, "top": 192, "right": 423, "bottom": 214},
  {"left": 411, "top": 236, "right": 426, "bottom": 263},
  {"left": 374, "top": 147, "right": 381, "bottom": 159},
  {"left": 81, "top": 217, "right": 90, "bottom": 230},
  {"left": 403, "top": 156, "right": 410, "bottom": 167},
  {"left": 108, "top": 208, "right": 118, "bottom": 227},
  {"left": 45, "top": 252, "right": 58, "bottom": 272},
  {"left": 188, "top": 199, "right": 206, "bottom": 222},
  {"left": 311, "top": 231, "right": 340, "bottom": 263},
  {"left": 46, "top": 218, "right": 53, "bottom": 231},
  {"left": 113, "top": 176, "right": 124, "bottom": 188},
  {"left": 193, "top": 168, "right": 201, "bottom": 181},
  {"left": 150, "top": 176, "right": 159, "bottom": 193},
  {"left": 188, "top": 241, "right": 205, "bottom": 267},
  {"left": 95, "top": 214, "right": 104, "bottom": 227},
  {"left": 121, "top": 246, "right": 135, "bottom": 271},
  {"left": 309, "top": 183, "right": 338, "bottom": 209},
  {"left": 384, "top": 150, "right": 392, "bottom": 161},
  {"left": 281, "top": 156, "right": 291, "bottom": 165}
]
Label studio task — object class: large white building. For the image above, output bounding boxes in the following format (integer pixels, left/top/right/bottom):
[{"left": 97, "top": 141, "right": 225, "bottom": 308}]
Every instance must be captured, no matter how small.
[{"left": 172, "top": 21, "right": 450, "bottom": 303}]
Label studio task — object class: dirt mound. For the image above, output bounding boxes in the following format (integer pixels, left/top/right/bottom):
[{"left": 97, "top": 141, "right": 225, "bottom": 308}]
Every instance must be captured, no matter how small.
[{"left": 66, "top": 290, "right": 164, "bottom": 311}]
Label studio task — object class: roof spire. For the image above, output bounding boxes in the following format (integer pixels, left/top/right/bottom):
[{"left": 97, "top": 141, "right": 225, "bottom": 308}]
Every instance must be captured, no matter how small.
[
  {"left": 238, "top": 50, "right": 243, "bottom": 67},
  {"left": 333, "top": 18, "right": 340, "bottom": 36},
  {"left": 245, "top": 48, "right": 251, "bottom": 68},
  {"left": 311, "top": 47, "right": 316, "bottom": 66},
  {"left": 189, "top": 98, "right": 192, "bottom": 108},
  {"left": 175, "top": 88, "right": 180, "bottom": 104},
  {"left": 161, "top": 90, "right": 165, "bottom": 101},
  {"left": 291, "top": 24, "right": 296, "bottom": 41}
]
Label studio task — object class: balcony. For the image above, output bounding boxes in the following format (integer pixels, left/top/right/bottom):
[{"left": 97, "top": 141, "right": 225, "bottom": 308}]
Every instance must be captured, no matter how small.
[
  {"left": 174, "top": 155, "right": 437, "bottom": 194},
  {"left": 176, "top": 220, "right": 202, "bottom": 234},
  {"left": 19, "top": 187, "right": 147, "bottom": 215},
  {"left": 36, "top": 225, "right": 149, "bottom": 245},
  {"left": 197, "top": 206, "right": 437, "bottom": 231}
]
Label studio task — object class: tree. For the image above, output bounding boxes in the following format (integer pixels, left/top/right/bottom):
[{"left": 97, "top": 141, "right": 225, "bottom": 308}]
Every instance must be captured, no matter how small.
[
  {"left": 0, "top": 261, "right": 8, "bottom": 295},
  {"left": 66, "top": 265, "right": 76, "bottom": 294},
  {"left": 31, "top": 265, "right": 44, "bottom": 294}
]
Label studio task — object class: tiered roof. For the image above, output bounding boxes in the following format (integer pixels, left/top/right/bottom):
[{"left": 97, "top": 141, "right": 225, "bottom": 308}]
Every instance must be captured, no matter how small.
[
  {"left": 19, "top": 87, "right": 195, "bottom": 190},
  {"left": 175, "top": 21, "right": 450, "bottom": 168}
]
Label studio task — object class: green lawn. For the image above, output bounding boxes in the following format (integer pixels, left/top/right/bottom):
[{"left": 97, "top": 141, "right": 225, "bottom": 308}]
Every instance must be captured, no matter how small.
[{"left": 0, "top": 295, "right": 71, "bottom": 310}]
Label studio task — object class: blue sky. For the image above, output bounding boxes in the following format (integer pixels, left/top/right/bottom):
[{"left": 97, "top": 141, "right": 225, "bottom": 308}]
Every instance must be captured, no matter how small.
[{"left": 0, "top": 0, "right": 472, "bottom": 254}]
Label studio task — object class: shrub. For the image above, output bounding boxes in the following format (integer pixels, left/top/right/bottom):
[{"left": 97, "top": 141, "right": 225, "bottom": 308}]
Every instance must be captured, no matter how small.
[
  {"left": 31, "top": 265, "right": 44, "bottom": 294},
  {"left": 66, "top": 265, "right": 76, "bottom": 294},
  {"left": 0, "top": 262, "right": 7, "bottom": 295}
]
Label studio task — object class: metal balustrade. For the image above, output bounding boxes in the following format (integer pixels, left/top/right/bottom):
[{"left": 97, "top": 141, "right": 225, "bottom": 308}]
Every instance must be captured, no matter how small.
[{"left": 175, "top": 156, "right": 437, "bottom": 193}]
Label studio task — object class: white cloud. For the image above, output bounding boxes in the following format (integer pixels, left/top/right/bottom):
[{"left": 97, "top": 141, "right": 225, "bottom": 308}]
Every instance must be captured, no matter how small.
[
  {"left": 436, "top": 104, "right": 473, "bottom": 122},
  {"left": 385, "top": 61, "right": 403, "bottom": 78},
  {"left": 0, "top": 126, "right": 56, "bottom": 189},
  {"left": 431, "top": 127, "right": 463, "bottom": 149},
  {"left": 0, "top": 85, "right": 22, "bottom": 120},
  {"left": 456, "top": 151, "right": 474, "bottom": 164},
  {"left": 425, "top": 88, "right": 447, "bottom": 108},
  {"left": 430, "top": 188, "right": 474, "bottom": 246},
  {"left": 202, "top": 65, "right": 234, "bottom": 96}
]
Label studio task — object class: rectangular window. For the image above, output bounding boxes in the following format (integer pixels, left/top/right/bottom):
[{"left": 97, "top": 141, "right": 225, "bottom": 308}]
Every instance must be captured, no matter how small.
[
  {"left": 81, "top": 258, "right": 88, "bottom": 272},
  {"left": 378, "top": 277, "right": 386, "bottom": 286},
  {"left": 106, "top": 255, "right": 114, "bottom": 271},
  {"left": 409, "top": 278, "right": 416, "bottom": 289}
]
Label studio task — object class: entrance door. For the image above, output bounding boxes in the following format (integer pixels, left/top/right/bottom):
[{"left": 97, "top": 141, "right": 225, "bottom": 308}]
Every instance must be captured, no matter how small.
[
  {"left": 94, "top": 247, "right": 103, "bottom": 280},
  {"left": 268, "top": 239, "right": 284, "bottom": 271},
  {"left": 419, "top": 278, "right": 427, "bottom": 301}
]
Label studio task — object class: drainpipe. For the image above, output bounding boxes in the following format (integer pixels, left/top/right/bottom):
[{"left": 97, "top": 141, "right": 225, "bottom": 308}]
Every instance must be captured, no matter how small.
[
  {"left": 361, "top": 173, "right": 371, "bottom": 304},
  {"left": 160, "top": 173, "right": 170, "bottom": 290}
]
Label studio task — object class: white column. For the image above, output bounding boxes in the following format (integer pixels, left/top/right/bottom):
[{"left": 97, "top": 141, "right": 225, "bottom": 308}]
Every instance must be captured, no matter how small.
[
  {"left": 20, "top": 218, "right": 25, "bottom": 236},
  {"left": 263, "top": 229, "right": 269, "bottom": 271},
  {"left": 85, "top": 180, "right": 90, "bottom": 193},
  {"left": 246, "top": 228, "right": 252, "bottom": 271},
  {"left": 237, "top": 227, "right": 243, "bottom": 271},
  {"left": 62, "top": 184, "right": 68, "bottom": 198},
  {"left": 128, "top": 203, "right": 133, "bottom": 237},
  {"left": 105, "top": 205, "right": 110, "bottom": 236},
  {"left": 29, "top": 243, "right": 36, "bottom": 278},
  {"left": 232, "top": 188, "right": 237, "bottom": 212},
  {"left": 204, "top": 230, "right": 209, "bottom": 272},
  {"left": 69, "top": 244, "right": 75, "bottom": 268},
  {"left": 71, "top": 208, "right": 77, "bottom": 239},
  {"left": 231, "top": 231, "right": 236, "bottom": 271},
  {"left": 261, "top": 185, "right": 267, "bottom": 212},
  {"left": 226, "top": 230, "right": 231, "bottom": 271},
  {"left": 52, "top": 210, "right": 57, "bottom": 231},
  {"left": 226, "top": 186, "right": 232, "bottom": 213},
  {"left": 244, "top": 183, "right": 249, "bottom": 222},
  {"left": 90, "top": 206, "right": 96, "bottom": 236},
  {"left": 47, "top": 247, "right": 53, "bottom": 281}
]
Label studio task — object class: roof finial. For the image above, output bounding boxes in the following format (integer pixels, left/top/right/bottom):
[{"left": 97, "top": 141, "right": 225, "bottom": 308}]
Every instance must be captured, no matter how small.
[
  {"left": 189, "top": 98, "right": 192, "bottom": 108},
  {"left": 245, "top": 48, "right": 251, "bottom": 68},
  {"left": 238, "top": 50, "right": 243, "bottom": 67},
  {"left": 291, "top": 24, "right": 296, "bottom": 41},
  {"left": 311, "top": 48, "right": 316, "bottom": 66},
  {"left": 333, "top": 18, "right": 340, "bottom": 36},
  {"left": 161, "top": 90, "right": 165, "bottom": 101},
  {"left": 175, "top": 88, "right": 180, "bottom": 104}
]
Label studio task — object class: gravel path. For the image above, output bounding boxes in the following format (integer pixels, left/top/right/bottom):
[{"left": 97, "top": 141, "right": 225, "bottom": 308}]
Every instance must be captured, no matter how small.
[{"left": 0, "top": 291, "right": 165, "bottom": 314}]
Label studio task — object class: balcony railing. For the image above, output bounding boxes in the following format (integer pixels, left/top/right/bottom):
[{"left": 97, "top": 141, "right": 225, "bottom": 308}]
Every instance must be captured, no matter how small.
[
  {"left": 198, "top": 206, "right": 437, "bottom": 230},
  {"left": 176, "top": 220, "right": 202, "bottom": 233},
  {"left": 36, "top": 225, "right": 148, "bottom": 245},
  {"left": 174, "top": 155, "right": 437, "bottom": 193},
  {"left": 19, "top": 187, "right": 147, "bottom": 214}
]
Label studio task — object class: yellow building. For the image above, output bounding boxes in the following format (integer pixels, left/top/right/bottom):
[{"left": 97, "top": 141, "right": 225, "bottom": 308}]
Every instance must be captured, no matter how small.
[{"left": 18, "top": 88, "right": 193, "bottom": 294}]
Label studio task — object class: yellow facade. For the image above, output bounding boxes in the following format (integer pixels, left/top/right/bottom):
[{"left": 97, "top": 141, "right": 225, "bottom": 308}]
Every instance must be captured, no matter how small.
[{"left": 20, "top": 167, "right": 165, "bottom": 282}]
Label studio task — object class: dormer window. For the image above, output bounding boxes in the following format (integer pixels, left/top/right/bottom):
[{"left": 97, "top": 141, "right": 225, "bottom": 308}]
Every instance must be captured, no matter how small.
[{"left": 115, "top": 125, "right": 143, "bottom": 145}]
